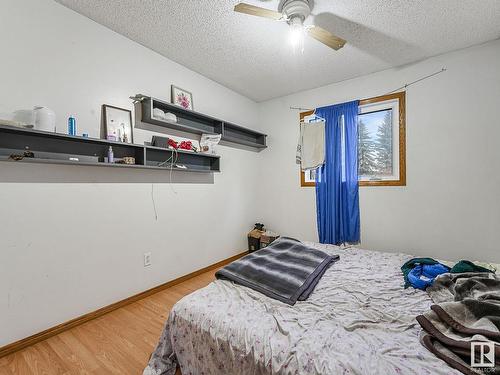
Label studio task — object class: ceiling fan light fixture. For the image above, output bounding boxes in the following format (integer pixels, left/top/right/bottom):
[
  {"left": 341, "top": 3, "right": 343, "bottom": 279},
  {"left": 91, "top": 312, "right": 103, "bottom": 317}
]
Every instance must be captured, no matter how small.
[{"left": 234, "top": 1, "right": 346, "bottom": 52}]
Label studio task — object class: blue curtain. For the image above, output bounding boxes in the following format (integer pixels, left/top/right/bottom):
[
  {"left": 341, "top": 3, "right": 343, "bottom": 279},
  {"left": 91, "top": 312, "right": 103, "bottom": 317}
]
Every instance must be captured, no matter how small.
[{"left": 315, "top": 100, "right": 360, "bottom": 245}]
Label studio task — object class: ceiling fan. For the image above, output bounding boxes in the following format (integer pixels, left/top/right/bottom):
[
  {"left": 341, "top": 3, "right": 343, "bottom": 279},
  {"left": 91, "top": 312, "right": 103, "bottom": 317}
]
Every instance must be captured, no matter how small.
[{"left": 234, "top": 0, "right": 346, "bottom": 51}]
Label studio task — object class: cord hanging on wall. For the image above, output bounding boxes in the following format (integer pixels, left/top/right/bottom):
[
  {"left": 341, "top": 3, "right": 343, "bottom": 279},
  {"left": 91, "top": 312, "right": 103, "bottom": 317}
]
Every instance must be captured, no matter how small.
[{"left": 151, "top": 183, "right": 158, "bottom": 221}]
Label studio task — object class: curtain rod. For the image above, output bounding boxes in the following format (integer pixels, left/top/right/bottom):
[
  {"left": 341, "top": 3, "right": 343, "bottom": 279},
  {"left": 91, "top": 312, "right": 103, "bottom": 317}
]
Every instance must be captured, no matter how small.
[{"left": 289, "top": 67, "right": 447, "bottom": 111}]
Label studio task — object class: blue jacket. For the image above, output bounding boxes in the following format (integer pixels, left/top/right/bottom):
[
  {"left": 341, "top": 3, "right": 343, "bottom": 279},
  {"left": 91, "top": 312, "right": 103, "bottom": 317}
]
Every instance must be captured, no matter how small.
[{"left": 407, "top": 263, "right": 450, "bottom": 290}]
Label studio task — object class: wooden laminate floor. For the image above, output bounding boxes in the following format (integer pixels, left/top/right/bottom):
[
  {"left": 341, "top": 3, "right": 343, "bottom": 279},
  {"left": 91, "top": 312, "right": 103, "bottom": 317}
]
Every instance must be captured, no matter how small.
[{"left": 0, "top": 269, "right": 217, "bottom": 375}]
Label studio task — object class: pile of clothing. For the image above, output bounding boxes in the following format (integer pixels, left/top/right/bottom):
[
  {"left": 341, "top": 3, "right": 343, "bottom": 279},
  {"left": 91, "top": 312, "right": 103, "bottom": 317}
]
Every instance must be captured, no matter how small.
[
  {"left": 401, "top": 258, "right": 495, "bottom": 290},
  {"left": 402, "top": 258, "right": 499, "bottom": 373},
  {"left": 418, "top": 273, "right": 500, "bottom": 374}
]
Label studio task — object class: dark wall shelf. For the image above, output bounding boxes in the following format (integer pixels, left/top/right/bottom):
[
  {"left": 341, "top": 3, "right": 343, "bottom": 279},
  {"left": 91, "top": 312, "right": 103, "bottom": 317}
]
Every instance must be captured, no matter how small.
[
  {"left": 0, "top": 125, "right": 220, "bottom": 173},
  {"left": 140, "top": 95, "right": 267, "bottom": 150}
]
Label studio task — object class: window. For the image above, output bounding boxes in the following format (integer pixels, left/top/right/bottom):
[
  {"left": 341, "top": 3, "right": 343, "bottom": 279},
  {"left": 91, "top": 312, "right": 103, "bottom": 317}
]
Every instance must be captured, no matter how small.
[{"left": 300, "top": 92, "right": 406, "bottom": 187}]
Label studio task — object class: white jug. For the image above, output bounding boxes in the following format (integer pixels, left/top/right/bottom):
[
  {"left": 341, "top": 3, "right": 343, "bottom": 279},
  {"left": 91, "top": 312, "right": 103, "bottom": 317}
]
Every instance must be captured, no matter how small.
[{"left": 33, "top": 106, "right": 56, "bottom": 132}]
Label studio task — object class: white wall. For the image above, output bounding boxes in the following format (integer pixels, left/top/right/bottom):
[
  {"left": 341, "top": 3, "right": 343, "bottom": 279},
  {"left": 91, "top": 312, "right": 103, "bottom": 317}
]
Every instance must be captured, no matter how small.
[
  {"left": 257, "top": 39, "right": 500, "bottom": 264},
  {"left": 0, "top": 0, "right": 263, "bottom": 346}
]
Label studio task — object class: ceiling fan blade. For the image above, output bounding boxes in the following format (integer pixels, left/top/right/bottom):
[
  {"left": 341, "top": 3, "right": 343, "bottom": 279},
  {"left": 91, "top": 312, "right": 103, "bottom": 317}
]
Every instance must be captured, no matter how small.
[
  {"left": 234, "top": 3, "right": 283, "bottom": 21},
  {"left": 307, "top": 26, "right": 346, "bottom": 50}
]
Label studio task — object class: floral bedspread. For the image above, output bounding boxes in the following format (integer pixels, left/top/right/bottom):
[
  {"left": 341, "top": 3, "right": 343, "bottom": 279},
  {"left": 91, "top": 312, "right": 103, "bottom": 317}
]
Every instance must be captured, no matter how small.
[{"left": 144, "top": 243, "right": 460, "bottom": 375}]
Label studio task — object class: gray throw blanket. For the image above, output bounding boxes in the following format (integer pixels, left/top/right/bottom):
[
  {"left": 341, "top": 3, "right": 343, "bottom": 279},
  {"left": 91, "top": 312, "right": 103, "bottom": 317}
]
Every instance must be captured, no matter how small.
[
  {"left": 417, "top": 272, "right": 500, "bottom": 375},
  {"left": 215, "top": 237, "right": 339, "bottom": 305}
]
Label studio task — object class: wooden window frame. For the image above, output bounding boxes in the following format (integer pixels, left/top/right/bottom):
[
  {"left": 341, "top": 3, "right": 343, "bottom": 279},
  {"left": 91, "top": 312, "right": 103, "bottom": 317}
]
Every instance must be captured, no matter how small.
[{"left": 300, "top": 91, "right": 406, "bottom": 187}]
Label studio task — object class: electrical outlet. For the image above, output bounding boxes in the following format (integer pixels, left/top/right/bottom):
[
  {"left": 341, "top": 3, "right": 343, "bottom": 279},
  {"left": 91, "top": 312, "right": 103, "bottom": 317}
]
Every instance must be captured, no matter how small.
[{"left": 144, "top": 252, "right": 152, "bottom": 267}]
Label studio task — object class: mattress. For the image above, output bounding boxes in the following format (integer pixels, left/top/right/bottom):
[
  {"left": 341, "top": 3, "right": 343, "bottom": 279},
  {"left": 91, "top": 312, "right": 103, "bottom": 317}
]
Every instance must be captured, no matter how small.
[{"left": 144, "top": 243, "right": 461, "bottom": 375}]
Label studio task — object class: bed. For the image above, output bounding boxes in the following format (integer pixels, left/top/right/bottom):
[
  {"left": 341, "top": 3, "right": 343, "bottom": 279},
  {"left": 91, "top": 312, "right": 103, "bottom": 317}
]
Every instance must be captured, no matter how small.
[{"left": 144, "top": 243, "right": 461, "bottom": 375}]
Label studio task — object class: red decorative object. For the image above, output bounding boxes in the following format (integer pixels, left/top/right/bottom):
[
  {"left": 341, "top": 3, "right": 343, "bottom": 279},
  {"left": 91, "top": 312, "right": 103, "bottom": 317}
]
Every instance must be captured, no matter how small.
[
  {"left": 179, "top": 140, "right": 193, "bottom": 150},
  {"left": 168, "top": 138, "right": 178, "bottom": 149}
]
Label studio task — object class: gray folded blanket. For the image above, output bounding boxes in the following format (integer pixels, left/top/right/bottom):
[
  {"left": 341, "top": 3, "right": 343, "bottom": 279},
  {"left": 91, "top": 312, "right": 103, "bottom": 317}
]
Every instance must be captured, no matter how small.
[
  {"left": 417, "top": 272, "right": 500, "bottom": 375},
  {"left": 215, "top": 237, "right": 339, "bottom": 305}
]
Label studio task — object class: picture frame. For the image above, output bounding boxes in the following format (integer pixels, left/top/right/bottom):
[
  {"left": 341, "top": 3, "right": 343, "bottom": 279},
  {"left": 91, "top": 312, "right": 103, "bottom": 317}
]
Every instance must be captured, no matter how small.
[
  {"left": 102, "top": 104, "right": 133, "bottom": 144},
  {"left": 171, "top": 85, "right": 194, "bottom": 110}
]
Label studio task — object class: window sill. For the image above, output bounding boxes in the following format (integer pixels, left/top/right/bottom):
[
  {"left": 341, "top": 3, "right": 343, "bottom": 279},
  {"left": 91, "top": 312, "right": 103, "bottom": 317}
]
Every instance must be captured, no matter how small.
[{"left": 300, "top": 174, "right": 406, "bottom": 187}]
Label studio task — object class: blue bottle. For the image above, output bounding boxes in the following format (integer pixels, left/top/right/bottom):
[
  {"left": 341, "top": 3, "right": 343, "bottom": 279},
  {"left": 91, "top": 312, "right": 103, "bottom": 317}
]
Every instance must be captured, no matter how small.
[{"left": 68, "top": 115, "right": 76, "bottom": 135}]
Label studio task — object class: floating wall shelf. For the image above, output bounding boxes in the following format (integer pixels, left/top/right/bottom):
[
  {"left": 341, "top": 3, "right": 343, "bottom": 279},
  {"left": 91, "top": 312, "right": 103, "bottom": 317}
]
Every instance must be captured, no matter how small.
[
  {"left": 0, "top": 125, "right": 220, "bottom": 173},
  {"left": 140, "top": 95, "right": 267, "bottom": 149}
]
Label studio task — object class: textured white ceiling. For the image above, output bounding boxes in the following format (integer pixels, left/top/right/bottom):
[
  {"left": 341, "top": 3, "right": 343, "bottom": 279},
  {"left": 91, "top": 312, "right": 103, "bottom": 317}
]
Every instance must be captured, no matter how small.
[{"left": 55, "top": 0, "right": 500, "bottom": 102}]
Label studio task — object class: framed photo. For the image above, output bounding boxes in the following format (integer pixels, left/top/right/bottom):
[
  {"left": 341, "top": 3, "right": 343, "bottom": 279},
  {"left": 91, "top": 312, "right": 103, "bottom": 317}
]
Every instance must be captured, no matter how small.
[
  {"left": 171, "top": 85, "right": 194, "bottom": 110},
  {"left": 102, "top": 104, "right": 133, "bottom": 143}
]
